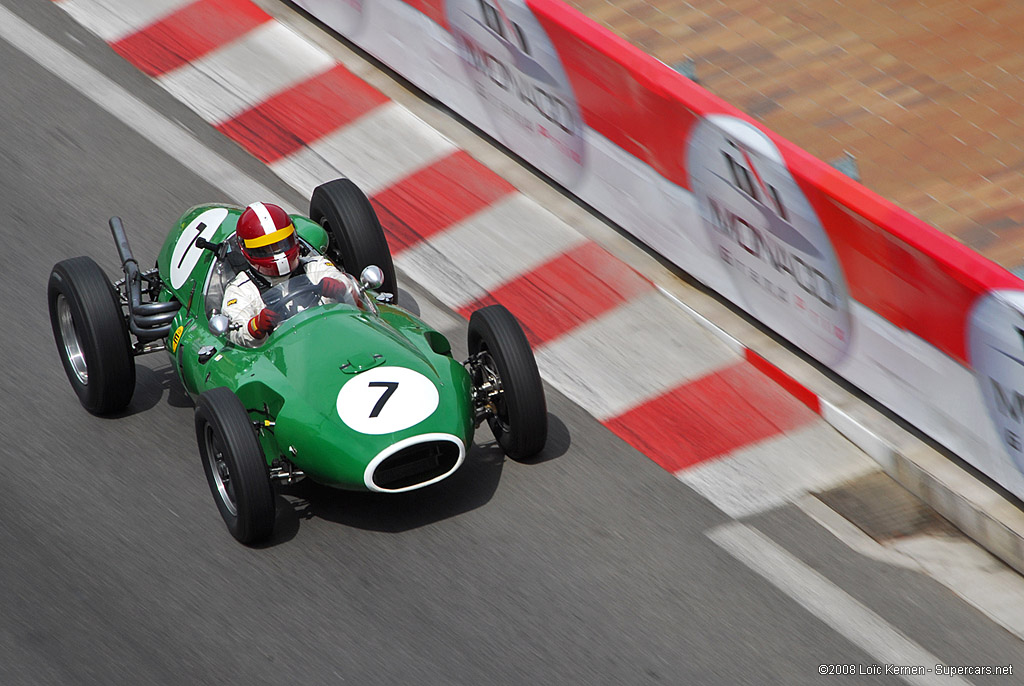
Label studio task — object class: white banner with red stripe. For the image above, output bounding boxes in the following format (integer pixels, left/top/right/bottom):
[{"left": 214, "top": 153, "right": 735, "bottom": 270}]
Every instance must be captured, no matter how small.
[{"left": 293, "top": 0, "right": 1024, "bottom": 499}]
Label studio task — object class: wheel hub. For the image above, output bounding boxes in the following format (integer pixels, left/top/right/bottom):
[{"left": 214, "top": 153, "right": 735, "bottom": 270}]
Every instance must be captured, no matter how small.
[
  {"left": 467, "top": 350, "right": 509, "bottom": 430},
  {"left": 204, "top": 426, "right": 237, "bottom": 517},
  {"left": 56, "top": 294, "right": 88, "bottom": 384}
]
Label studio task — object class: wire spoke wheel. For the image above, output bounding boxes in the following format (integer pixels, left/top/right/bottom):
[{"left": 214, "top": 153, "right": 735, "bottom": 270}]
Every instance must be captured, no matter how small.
[
  {"left": 204, "top": 424, "right": 237, "bottom": 517},
  {"left": 195, "top": 387, "right": 275, "bottom": 544}
]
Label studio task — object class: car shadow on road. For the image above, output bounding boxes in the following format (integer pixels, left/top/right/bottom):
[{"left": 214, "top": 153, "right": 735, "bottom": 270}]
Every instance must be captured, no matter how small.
[
  {"left": 267, "top": 411, "right": 570, "bottom": 543},
  {"left": 271, "top": 441, "right": 505, "bottom": 538},
  {"left": 104, "top": 361, "right": 192, "bottom": 418},
  {"left": 512, "top": 411, "right": 571, "bottom": 465}
]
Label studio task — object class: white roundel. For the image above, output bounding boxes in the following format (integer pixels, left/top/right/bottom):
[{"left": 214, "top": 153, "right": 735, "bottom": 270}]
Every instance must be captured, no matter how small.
[
  {"left": 337, "top": 366, "right": 440, "bottom": 435},
  {"left": 170, "top": 207, "right": 228, "bottom": 289}
]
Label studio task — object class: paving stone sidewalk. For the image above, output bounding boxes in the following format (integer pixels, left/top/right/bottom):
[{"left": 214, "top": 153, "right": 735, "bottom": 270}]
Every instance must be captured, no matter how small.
[{"left": 564, "top": 0, "right": 1024, "bottom": 271}]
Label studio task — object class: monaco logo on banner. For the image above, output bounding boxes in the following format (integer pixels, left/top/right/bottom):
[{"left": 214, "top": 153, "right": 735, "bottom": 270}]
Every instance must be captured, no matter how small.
[
  {"left": 687, "top": 116, "right": 852, "bottom": 366},
  {"left": 969, "top": 290, "right": 1024, "bottom": 474},
  {"left": 446, "top": 0, "right": 584, "bottom": 186}
]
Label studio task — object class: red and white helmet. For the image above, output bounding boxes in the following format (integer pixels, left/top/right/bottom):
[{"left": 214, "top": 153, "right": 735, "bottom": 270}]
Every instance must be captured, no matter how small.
[{"left": 236, "top": 202, "right": 300, "bottom": 277}]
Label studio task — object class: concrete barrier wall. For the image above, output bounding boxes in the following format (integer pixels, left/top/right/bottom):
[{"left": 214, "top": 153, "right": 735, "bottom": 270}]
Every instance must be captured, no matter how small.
[{"left": 291, "top": 0, "right": 1024, "bottom": 501}]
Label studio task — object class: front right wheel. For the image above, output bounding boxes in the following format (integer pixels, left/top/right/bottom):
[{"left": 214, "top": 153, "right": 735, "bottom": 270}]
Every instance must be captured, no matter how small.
[
  {"left": 468, "top": 305, "right": 547, "bottom": 460},
  {"left": 309, "top": 178, "right": 397, "bottom": 303},
  {"left": 195, "top": 387, "right": 275, "bottom": 544}
]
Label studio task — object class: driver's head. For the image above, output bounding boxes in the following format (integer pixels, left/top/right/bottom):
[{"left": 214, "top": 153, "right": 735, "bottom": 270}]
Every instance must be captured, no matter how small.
[{"left": 236, "top": 202, "right": 299, "bottom": 277}]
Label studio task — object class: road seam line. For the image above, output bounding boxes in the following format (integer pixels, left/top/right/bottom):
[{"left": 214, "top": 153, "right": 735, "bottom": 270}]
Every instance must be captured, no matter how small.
[{"left": 706, "top": 521, "right": 973, "bottom": 686}]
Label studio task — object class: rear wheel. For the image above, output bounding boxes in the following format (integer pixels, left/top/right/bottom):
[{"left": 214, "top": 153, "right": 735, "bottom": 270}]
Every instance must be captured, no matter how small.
[
  {"left": 468, "top": 305, "right": 547, "bottom": 460},
  {"left": 47, "top": 256, "right": 135, "bottom": 414},
  {"left": 195, "top": 387, "right": 275, "bottom": 544},
  {"left": 309, "top": 178, "right": 397, "bottom": 302}
]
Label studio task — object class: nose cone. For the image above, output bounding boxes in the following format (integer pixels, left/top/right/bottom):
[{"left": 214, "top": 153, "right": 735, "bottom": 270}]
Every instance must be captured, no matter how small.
[{"left": 261, "top": 309, "right": 475, "bottom": 489}]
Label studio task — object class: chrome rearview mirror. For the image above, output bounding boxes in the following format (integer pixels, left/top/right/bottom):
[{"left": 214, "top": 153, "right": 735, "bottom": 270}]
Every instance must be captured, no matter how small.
[
  {"left": 359, "top": 265, "right": 384, "bottom": 292},
  {"left": 209, "top": 313, "right": 230, "bottom": 336}
]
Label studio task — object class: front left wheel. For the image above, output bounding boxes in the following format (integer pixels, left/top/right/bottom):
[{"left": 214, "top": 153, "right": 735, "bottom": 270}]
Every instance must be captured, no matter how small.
[
  {"left": 468, "top": 305, "right": 547, "bottom": 460},
  {"left": 195, "top": 387, "right": 275, "bottom": 544},
  {"left": 47, "top": 256, "right": 135, "bottom": 415}
]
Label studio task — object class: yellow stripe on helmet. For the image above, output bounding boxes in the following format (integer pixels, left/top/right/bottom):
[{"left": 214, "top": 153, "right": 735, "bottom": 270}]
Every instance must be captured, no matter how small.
[{"left": 243, "top": 223, "right": 294, "bottom": 248}]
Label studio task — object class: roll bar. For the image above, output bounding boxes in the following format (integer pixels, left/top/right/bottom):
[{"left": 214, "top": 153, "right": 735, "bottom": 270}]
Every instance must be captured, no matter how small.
[{"left": 109, "top": 216, "right": 180, "bottom": 341}]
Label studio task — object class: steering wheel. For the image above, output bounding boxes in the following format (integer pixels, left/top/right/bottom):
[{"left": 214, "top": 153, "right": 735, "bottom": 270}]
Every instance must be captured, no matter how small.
[{"left": 263, "top": 283, "right": 322, "bottom": 317}]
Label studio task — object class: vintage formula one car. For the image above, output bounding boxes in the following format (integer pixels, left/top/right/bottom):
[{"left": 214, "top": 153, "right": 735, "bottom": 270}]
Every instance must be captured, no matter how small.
[{"left": 48, "top": 179, "right": 547, "bottom": 543}]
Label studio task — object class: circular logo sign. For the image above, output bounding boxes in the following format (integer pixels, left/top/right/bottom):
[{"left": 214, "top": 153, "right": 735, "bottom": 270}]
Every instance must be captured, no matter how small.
[
  {"left": 968, "top": 289, "right": 1024, "bottom": 473},
  {"left": 446, "top": 0, "right": 584, "bottom": 186},
  {"left": 687, "top": 115, "right": 852, "bottom": 365},
  {"left": 170, "top": 207, "right": 228, "bottom": 289},
  {"left": 337, "top": 366, "right": 440, "bottom": 435}
]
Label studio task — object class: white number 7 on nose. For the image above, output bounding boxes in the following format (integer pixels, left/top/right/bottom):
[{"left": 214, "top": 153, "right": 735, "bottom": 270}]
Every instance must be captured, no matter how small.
[{"left": 337, "top": 366, "right": 440, "bottom": 434}]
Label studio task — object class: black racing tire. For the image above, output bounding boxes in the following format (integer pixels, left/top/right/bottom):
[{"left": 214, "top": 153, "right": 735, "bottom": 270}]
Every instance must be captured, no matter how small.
[
  {"left": 468, "top": 305, "right": 547, "bottom": 460},
  {"left": 309, "top": 178, "right": 397, "bottom": 303},
  {"left": 47, "top": 256, "right": 135, "bottom": 415},
  {"left": 195, "top": 387, "right": 275, "bottom": 545}
]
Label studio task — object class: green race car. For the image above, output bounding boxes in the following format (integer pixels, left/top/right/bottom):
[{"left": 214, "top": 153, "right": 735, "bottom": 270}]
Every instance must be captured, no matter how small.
[{"left": 48, "top": 179, "right": 547, "bottom": 544}]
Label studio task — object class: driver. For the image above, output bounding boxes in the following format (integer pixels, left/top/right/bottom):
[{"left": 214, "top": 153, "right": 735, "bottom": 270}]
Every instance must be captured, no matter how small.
[{"left": 222, "top": 201, "right": 361, "bottom": 347}]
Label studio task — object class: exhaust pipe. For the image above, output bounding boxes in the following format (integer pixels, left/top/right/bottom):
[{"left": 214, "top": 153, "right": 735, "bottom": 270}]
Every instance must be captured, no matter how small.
[{"left": 109, "top": 216, "right": 180, "bottom": 341}]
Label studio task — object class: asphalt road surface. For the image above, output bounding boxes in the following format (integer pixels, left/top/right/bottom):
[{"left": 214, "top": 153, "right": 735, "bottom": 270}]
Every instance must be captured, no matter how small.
[{"left": 0, "top": 2, "right": 1020, "bottom": 684}]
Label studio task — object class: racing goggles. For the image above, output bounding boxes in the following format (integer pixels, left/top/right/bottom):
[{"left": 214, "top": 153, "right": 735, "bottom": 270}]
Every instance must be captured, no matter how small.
[{"left": 242, "top": 224, "right": 298, "bottom": 258}]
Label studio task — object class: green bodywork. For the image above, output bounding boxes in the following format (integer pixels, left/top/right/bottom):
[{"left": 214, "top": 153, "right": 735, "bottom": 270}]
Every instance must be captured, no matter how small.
[{"left": 155, "top": 204, "right": 475, "bottom": 490}]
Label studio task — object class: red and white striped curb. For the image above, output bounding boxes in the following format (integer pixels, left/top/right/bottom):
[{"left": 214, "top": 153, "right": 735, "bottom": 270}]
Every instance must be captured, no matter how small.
[{"left": 51, "top": 0, "right": 881, "bottom": 517}]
